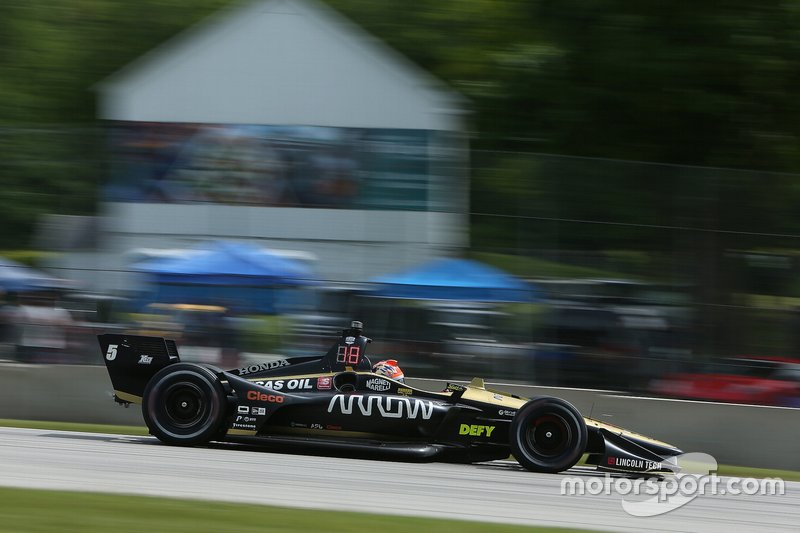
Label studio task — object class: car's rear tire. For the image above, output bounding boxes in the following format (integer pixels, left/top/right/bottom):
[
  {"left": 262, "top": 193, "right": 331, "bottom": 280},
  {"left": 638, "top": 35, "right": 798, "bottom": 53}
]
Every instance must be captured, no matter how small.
[
  {"left": 510, "top": 397, "right": 587, "bottom": 473},
  {"left": 142, "top": 363, "right": 227, "bottom": 446}
]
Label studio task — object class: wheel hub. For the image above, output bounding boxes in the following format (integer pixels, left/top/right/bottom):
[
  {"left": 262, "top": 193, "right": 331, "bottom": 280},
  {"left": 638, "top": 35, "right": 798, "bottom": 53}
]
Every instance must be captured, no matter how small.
[
  {"left": 164, "top": 383, "right": 206, "bottom": 428},
  {"left": 527, "top": 414, "right": 571, "bottom": 457}
]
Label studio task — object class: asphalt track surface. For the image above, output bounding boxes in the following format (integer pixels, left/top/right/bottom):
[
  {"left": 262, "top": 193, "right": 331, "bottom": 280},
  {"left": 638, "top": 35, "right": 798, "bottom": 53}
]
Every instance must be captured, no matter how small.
[{"left": 0, "top": 427, "right": 797, "bottom": 532}]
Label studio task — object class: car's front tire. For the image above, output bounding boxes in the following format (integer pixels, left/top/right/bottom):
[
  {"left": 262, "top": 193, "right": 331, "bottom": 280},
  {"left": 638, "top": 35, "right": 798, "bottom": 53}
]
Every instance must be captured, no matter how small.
[
  {"left": 142, "top": 363, "right": 227, "bottom": 446},
  {"left": 510, "top": 397, "right": 587, "bottom": 473}
]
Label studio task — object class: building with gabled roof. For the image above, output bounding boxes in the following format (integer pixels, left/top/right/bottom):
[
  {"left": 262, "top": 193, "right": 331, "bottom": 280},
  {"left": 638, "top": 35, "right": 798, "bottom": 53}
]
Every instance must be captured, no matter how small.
[
  {"left": 97, "top": 0, "right": 466, "bottom": 130},
  {"left": 64, "top": 0, "right": 470, "bottom": 292}
]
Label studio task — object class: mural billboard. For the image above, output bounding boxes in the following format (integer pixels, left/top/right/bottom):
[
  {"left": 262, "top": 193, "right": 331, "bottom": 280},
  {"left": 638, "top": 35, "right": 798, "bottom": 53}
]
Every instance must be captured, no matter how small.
[{"left": 105, "top": 122, "right": 452, "bottom": 211}]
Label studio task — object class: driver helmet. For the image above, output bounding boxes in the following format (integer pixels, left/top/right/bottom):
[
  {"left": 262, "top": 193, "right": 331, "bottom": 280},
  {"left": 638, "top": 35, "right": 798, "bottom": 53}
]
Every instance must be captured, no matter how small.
[{"left": 372, "top": 359, "right": 404, "bottom": 382}]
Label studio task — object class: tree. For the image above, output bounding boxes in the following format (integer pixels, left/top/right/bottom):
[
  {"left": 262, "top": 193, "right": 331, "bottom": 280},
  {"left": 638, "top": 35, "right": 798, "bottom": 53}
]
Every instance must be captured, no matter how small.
[{"left": 0, "top": 0, "right": 229, "bottom": 246}]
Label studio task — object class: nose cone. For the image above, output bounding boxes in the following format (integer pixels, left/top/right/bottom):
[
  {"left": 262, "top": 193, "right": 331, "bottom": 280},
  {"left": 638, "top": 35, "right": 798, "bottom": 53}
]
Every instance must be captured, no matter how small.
[
  {"left": 629, "top": 435, "right": 683, "bottom": 459},
  {"left": 587, "top": 419, "right": 682, "bottom": 458}
]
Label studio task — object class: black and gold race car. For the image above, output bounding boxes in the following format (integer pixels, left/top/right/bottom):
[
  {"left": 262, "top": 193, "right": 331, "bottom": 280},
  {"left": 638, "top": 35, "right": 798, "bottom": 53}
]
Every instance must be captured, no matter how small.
[{"left": 98, "top": 321, "right": 682, "bottom": 475}]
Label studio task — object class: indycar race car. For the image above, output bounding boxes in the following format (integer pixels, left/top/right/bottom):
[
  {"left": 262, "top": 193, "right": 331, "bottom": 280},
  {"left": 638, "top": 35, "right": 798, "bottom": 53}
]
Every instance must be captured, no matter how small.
[{"left": 98, "top": 321, "right": 682, "bottom": 475}]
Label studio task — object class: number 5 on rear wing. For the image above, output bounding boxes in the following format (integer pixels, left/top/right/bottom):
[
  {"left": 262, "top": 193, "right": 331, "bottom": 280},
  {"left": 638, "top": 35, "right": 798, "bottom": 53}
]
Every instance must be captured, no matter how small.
[{"left": 97, "top": 334, "right": 180, "bottom": 404}]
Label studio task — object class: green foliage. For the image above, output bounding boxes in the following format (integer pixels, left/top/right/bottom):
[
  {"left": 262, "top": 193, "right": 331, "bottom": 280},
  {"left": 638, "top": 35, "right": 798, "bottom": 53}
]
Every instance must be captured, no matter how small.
[
  {"left": 0, "top": 0, "right": 229, "bottom": 247},
  {"left": 3, "top": 0, "right": 800, "bottom": 277},
  {"left": 239, "top": 314, "right": 289, "bottom": 353},
  {"left": 330, "top": 0, "right": 800, "bottom": 267},
  {"left": 0, "top": 249, "right": 58, "bottom": 267}
]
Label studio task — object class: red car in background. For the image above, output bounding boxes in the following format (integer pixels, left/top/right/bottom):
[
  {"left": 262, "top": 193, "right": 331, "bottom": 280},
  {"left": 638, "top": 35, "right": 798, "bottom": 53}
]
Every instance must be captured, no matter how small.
[{"left": 650, "top": 357, "right": 800, "bottom": 407}]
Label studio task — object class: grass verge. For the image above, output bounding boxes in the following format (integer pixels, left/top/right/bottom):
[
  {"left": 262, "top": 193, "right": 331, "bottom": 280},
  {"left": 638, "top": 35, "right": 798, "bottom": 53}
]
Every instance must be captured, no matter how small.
[
  {"left": 0, "top": 487, "right": 591, "bottom": 533},
  {"left": 0, "top": 418, "right": 148, "bottom": 436},
  {"left": 716, "top": 464, "right": 800, "bottom": 482}
]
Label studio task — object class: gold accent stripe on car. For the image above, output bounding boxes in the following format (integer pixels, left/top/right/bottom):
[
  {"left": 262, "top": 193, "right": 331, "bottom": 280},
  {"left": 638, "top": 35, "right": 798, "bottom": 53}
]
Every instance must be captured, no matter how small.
[
  {"left": 114, "top": 391, "right": 142, "bottom": 404},
  {"left": 461, "top": 387, "right": 528, "bottom": 408},
  {"left": 227, "top": 429, "right": 257, "bottom": 436},
  {"left": 585, "top": 418, "right": 674, "bottom": 447}
]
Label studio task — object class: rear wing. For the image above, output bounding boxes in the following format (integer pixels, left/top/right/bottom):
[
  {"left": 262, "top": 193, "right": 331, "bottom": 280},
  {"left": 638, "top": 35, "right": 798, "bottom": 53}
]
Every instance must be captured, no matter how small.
[{"left": 97, "top": 334, "right": 180, "bottom": 403}]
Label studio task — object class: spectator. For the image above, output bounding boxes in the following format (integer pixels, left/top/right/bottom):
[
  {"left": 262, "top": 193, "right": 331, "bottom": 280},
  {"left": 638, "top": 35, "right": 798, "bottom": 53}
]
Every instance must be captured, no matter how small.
[{"left": 14, "top": 293, "right": 75, "bottom": 363}]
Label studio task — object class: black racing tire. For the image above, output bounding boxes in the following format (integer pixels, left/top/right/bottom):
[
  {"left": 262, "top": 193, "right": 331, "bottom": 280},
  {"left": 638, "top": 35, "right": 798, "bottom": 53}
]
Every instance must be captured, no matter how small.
[
  {"left": 510, "top": 397, "right": 588, "bottom": 474},
  {"left": 142, "top": 363, "right": 227, "bottom": 446},
  {"left": 199, "top": 364, "right": 234, "bottom": 441}
]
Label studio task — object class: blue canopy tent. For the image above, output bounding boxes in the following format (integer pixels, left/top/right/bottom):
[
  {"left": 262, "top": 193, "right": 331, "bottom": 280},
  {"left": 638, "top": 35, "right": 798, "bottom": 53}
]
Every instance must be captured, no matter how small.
[
  {"left": 133, "top": 241, "right": 316, "bottom": 313},
  {"left": 370, "top": 258, "right": 537, "bottom": 302},
  {"left": 0, "top": 257, "right": 74, "bottom": 293}
]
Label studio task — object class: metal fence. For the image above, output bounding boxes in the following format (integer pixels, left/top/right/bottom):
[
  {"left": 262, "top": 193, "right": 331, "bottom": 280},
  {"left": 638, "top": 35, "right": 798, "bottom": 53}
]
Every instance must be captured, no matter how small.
[{"left": 1, "top": 129, "right": 799, "bottom": 405}]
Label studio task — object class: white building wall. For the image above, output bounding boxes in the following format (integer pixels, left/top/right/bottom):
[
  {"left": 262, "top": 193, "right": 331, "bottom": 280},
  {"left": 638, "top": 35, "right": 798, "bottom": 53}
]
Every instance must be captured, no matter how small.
[
  {"left": 98, "top": 0, "right": 465, "bottom": 131},
  {"left": 79, "top": 0, "right": 470, "bottom": 295}
]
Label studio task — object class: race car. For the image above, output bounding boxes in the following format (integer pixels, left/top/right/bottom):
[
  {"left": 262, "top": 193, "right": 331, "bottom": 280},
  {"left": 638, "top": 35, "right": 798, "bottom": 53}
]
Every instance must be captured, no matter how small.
[
  {"left": 98, "top": 321, "right": 682, "bottom": 475},
  {"left": 650, "top": 356, "right": 800, "bottom": 407}
]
